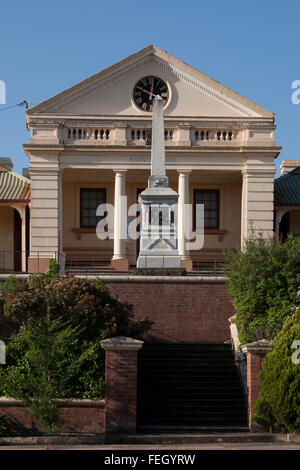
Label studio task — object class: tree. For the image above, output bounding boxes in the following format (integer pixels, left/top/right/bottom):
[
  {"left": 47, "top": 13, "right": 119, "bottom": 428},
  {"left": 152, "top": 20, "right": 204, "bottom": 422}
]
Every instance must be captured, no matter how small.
[
  {"left": 0, "top": 276, "right": 152, "bottom": 401},
  {"left": 223, "top": 236, "right": 300, "bottom": 343},
  {"left": 252, "top": 305, "right": 300, "bottom": 433}
]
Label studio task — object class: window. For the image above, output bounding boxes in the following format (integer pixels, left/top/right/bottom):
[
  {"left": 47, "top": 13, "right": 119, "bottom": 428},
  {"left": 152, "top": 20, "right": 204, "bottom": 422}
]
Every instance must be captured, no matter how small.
[
  {"left": 80, "top": 188, "right": 106, "bottom": 228},
  {"left": 194, "top": 189, "right": 220, "bottom": 229}
]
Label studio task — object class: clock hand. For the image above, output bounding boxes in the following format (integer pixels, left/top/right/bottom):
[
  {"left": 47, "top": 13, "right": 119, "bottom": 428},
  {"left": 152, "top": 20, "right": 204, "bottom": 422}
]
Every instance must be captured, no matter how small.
[
  {"left": 136, "top": 86, "right": 156, "bottom": 97},
  {"left": 149, "top": 78, "right": 154, "bottom": 101}
]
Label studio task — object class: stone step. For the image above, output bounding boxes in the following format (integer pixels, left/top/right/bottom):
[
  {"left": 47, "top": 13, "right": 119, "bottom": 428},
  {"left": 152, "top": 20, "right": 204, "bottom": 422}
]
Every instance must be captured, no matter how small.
[
  {"left": 137, "top": 342, "right": 247, "bottom": 429},
  {"left": 112, "top": 432, "right": 288, "bottom": 445}
]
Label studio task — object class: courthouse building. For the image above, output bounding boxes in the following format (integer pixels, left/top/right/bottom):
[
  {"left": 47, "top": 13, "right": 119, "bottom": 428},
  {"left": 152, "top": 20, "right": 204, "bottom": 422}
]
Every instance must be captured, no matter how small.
[
  {"left": 1, "top": 44, "right": 298, "bottom": 274},
  {"left": 1, "top": 45, "right": 300, "bottom": 433}
]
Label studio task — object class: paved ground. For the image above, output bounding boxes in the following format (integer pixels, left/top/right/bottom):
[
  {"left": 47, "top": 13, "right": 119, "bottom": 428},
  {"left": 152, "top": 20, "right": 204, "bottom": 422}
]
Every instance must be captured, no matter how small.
[{"left": 1, "top": 443, "right": 300, "bottom": 450}]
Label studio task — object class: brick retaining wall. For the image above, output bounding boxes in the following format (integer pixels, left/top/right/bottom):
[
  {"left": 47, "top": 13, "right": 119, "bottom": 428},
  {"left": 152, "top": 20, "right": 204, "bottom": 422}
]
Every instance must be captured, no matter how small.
[
  {"left": 0, "top": 398, "right": 105, "bottom": 435},
  {"left": 105, "top": 277, "right": 235, "bottom": 343}
]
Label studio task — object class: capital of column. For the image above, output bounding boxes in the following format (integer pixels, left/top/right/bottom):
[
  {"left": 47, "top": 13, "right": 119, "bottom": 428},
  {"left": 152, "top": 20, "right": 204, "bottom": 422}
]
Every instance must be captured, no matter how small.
[
  {"left": 113, "top": 169, "right": 127, "bottom": 176},
  {"left": 177, "top": 169, "right": 192, "bottom": 176}
]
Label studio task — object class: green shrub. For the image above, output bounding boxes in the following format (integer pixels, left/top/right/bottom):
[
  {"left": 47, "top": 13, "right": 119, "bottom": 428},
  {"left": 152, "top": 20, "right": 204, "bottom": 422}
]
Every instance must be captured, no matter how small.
[
  {"left": 0, "top": 276, "right": 152, "bottom": 400},
  {"left": 1, "top": 275, "right": 21, "bottom": 296},
  {"left": 253, "top": 306, "right": 300, "bottom": 433},
  {"left": 3, "top": 276, "right": 151, "bottom": 338},
  {"left": 223, "top": 236, "right": 300, "bottom": 343},
  {"left": 47, "top": 258, "right": 60, "bottom": 278},
  {"left": 0, "top": 314, "right": 84, "bottom": 435}
]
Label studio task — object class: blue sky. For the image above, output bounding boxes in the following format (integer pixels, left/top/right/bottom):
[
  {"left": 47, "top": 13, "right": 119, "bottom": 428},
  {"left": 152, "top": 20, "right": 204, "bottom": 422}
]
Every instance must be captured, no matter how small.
[{"left": 1, "top": 0, "right": 299, "bottom": 176}]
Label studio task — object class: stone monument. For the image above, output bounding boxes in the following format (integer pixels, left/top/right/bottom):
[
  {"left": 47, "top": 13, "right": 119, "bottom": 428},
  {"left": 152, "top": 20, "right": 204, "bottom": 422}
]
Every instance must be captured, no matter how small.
[{"left": 136, "top": 95, "right": 182, "bottom": 274}]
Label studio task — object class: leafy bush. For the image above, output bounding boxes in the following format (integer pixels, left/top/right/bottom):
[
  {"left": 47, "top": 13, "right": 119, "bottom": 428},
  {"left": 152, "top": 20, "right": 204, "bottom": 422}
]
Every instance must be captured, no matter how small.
[
  {"left": 1, "top": 314, "right": 82, "bottom": 435},
  {"left": 1, "top": 274, "right": 21, "bottom": 296},
  {"left": 253, "top": 305, "right": 300, "bottom": 433},
  {"left": 0, "top": 276, "right": 152, "bottom": 400},
  {"left": 48, "top": 259, "right": 60, "bottom": 277},
  {"left": 223, "top": 236, "right": 300, "bottom": 343}
]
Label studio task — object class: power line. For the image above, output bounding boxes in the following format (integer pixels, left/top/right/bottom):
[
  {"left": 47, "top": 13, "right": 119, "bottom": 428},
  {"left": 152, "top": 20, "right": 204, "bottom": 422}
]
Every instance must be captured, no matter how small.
[{"left": 0, "top": 100, "right": 30, "bottom": 112}]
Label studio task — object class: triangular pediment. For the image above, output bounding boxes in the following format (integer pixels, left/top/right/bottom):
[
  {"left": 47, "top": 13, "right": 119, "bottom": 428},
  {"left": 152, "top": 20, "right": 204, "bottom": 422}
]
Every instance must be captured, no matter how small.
[{"left": 27, "top": 45, "right": 273, "bottom": 119}]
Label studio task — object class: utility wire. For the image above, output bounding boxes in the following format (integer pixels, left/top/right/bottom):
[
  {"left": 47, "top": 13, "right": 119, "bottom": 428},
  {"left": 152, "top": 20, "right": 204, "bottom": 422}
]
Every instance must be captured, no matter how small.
[{"left": 0, "top": 100, "right": 30, "bottom": 112}]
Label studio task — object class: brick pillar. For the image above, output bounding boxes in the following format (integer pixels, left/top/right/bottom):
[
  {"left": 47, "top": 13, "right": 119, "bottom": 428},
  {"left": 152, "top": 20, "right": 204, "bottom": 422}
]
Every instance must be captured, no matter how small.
[
  {"left": 101, "top": 336, "right": 143, "bottom": 438},
  {"left": 242, "top": 339, "right": 273, "bottom": 430}
]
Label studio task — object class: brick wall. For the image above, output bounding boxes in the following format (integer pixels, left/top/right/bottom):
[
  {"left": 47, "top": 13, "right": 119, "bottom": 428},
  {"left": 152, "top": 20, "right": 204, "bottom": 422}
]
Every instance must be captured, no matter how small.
[
  {"left": 0, "top": 399, "right": 105, "bottom": 435},
  {"left": 106, "top": 279, "right": 235, "bottom": 343}
]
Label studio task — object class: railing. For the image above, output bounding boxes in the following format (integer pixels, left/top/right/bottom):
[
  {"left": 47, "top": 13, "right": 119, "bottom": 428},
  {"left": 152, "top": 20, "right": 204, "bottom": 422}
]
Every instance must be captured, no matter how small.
[
  {"left": 0, "top": 251, "right": 58, "bottom": 274},
  {"left": 129, "top": 128, "right": 151, "bottom": 145},
  {"left": 65, "top": 127, "right": 112, "bottom": 143},
  {"left": 63, "top": 124, "right": 240, "bottom": 146},
  {"left": 65, "top": 254, "right": 129, "bottom": 274},
  {"left": 193, "top": 129, "right": 238, "bottom": 143},
  {"left": 128, "top": 128, "right": 176, "bottom": 145},
  {"left": 192, "top": 259, "right": 225, "bottom": 276}
]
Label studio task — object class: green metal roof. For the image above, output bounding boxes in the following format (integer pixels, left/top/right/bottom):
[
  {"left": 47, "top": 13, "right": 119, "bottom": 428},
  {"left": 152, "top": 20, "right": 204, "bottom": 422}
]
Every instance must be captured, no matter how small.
[
  {"left": 0, "top": 167, "right": 30, "bottom": 201},
  {"left": 274, "top": 167, "right": 300, "bottom": 206}
]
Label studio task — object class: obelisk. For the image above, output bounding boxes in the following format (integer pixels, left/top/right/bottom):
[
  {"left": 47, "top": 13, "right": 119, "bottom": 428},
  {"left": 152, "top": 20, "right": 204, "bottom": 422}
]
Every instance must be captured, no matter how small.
[
  {"left": 148, "top": 95, "right": 168, "bottom": 188},
  {"left": 136, "top": 96, "right": 181, "bottom": 272}
]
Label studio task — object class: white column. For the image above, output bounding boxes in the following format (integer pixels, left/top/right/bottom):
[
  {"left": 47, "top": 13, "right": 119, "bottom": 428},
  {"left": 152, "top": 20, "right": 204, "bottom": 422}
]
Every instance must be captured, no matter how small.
[
  {"left": 112, "top": 170, "right": 127, "bottom": 261},
  {"left": 178, "top": 170, "right": 192, "bottom": 270}
]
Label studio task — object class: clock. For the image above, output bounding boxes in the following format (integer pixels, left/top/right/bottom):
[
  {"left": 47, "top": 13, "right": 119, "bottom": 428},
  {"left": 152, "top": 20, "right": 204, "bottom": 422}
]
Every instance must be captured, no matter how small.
[{"left": 133, "top": 76, "right": 169, "bottom": 112}]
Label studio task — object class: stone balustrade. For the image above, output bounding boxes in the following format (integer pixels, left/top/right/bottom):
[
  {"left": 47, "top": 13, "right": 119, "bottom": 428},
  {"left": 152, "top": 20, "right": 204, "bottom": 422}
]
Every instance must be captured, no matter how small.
[
  {"left": 65, "top": 127, "right": 112, "bottom": 143},
  {"left": 193, "top": 128, "right": 239, "bottom": 143},
  {"left": 30, "top": 122, "right": 245, "bottom": 146},
  {"left": 128, "top": 128, "right": 151, "bottom": 145}
]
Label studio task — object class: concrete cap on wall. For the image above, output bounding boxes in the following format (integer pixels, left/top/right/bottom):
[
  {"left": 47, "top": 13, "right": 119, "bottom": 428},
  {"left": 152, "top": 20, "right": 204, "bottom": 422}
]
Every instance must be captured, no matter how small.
[
  {"left": 242, "top": 339, "right": 273, "bottom": 355},
  {"left": 100, "top": 336, "right": 144, "bottom": 351}
]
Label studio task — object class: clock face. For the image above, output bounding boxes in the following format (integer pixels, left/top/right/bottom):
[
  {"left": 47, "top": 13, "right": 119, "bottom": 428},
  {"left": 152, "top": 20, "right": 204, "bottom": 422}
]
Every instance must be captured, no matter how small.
[{"left": 133, "top": 76, "right": 169, "bottom": 112}]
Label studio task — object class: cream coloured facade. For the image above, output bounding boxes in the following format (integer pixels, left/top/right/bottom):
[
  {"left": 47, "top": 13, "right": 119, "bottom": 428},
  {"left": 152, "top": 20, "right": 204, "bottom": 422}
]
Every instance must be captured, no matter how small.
[{"left": 21, "top": 45, "right": 281, "bottom": 272}]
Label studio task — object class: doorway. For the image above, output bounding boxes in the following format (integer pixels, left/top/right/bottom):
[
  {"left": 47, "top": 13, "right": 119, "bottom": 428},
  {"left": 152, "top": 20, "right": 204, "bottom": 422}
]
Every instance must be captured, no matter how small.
[{"left": 13, "top": 209, "right": 21, "bottom": 271}]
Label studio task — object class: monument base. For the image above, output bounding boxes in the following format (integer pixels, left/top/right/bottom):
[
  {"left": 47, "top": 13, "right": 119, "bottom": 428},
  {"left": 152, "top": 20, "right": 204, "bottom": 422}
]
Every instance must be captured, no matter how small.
[
  {"left": 133, "top": 267, "right": 187, "bottom": 276},
  {"left": 137, "top": 253, "right": 181, "bottom": 270}
]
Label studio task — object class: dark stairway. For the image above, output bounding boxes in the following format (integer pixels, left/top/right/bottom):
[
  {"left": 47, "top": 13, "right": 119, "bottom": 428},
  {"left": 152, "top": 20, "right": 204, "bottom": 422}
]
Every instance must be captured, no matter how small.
[{"left": 137, "top": 343, "right": 248, "bottom": 433}]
